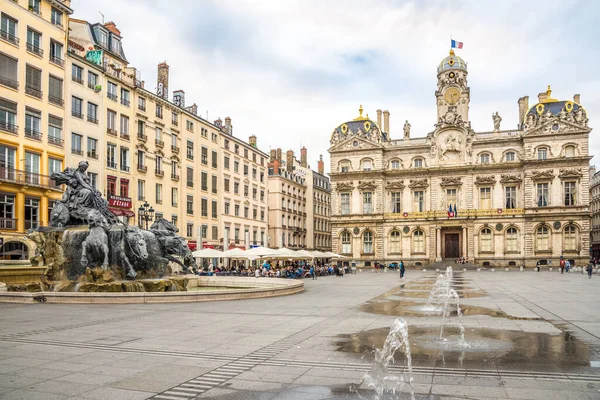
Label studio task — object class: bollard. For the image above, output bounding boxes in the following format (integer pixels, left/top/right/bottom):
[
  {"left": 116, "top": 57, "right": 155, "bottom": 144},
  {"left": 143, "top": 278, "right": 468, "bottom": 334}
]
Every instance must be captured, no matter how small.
[
  {"left": 491, "top": 268, "right": 495, "bottom": 272},
  {"left": 477, "top": 268, "right": 481, "bottom": 272},
  {"left": 549, "top": 268, "right": 553, "bottom": 272},
  {"left": 505, "top": 268, "right": 509, "bottom": 271},
  {"left": 520, "top": 266, "right": 524, "bottom": 272},
  {"left": 384, "top": 267, "right": 388, "bottom": 273},
  {"left": 436, "top": 269, "right": 440, "bottom": 272},
  {"left": 463, "top": 268, "right": 467, "bottom": 272},
  {"left": 422, "top": 269, "right": 426, "bottom": 272}
]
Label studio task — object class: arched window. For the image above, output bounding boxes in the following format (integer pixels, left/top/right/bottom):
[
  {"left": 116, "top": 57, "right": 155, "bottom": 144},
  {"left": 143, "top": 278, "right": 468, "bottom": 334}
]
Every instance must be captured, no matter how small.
[
  {"left": 564, "top": 145, "right": 575, "bottom": 158},
  {"left": 361, "top": 159, "right": 373, "bottom": 171},
  {"left": 390, "top": 230, "right": 401, "bottom": 253},
  {"left": 505, "top": 151, "right": 516, "bottom": 162},
  {"left": 413, "top": 230, "right": 424, "bottom": 253},
  {"left": 506, "top": 227, "right": 518, "bottom": 252},
  {"left": 414, "top": 158, "right": 423, "bottom": 168},
  {"left": 0, "top": 242, "right": 28, "bottom": 260},
  {"left": 341, "top": 231, "right": 351, "bottom": 254},
  {"left": 480, "top": 153, "right": 491, "bottom": 164},
  {"left": 536, "top": 226, "right": 549, "bottom": 251},
  {"left": 564, "top": 225, "right": 577, "bottom": 251},
  {"left": 390, "top": 159, "right": 400, "bottom": 170},
  {"left": 363, "top": 231, "right": 373, "bottom": 253},
  {"left": 537, "top": 147, "right": 548, "bottom": 160},
  {"left": 480, "top": 228, "right": 493, "bottom": 252}
]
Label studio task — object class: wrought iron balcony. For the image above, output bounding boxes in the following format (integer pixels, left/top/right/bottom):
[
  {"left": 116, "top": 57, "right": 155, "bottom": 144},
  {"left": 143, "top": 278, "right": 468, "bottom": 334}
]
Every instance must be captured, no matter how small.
[
  {"left": 87, "top": 151, "right": 98, "bottom": 159},
  {"left": 106, "top": 128, "right": 117, "bottom": 136},
  {"left": 0, "top": 76, "right": 18, "bottom": 90},
  {"left": 0, "top": 122, "right": 17, "bottom": 134},
  {"left": 0, "top": 167, "right": 62, "bottom": 191},
  {"left": 49, "top": 55, "right": 64, "bottom": 67},
  {"left": 26, "top": 43, "right": 43, "bottom": 56},
  {"left": 24, "top": 128, "right": 42, "bottom": 141},
  {"left": 48, "top": 95, "right": 63, "bottom": 106},
  {"left": 107, "top": 93, "right": 117, "bottom": 101},
  {"left": 0, "top": 30, "right": 19, "bottom": 46},
  {"left": 48, "top": 136, "right": 63, "bottom": 147},
  {"left": 25, "top": 86, "right": 42, "bottom": 99},
  {"left": 0, "top": 218, "right": 17, "bottom": 230},
  {"left": 72, "top": 74, "right": 83, "bottom": 84}
]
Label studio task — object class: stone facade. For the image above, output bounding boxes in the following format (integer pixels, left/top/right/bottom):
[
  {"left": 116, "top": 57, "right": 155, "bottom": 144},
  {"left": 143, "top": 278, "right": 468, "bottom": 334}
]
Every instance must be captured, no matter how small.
[
  {"left": 590, "top": 168, "right": 600, "bottom": 259},
  {"left": 329, "top": 50, "right": 592, "bottom": 268}
]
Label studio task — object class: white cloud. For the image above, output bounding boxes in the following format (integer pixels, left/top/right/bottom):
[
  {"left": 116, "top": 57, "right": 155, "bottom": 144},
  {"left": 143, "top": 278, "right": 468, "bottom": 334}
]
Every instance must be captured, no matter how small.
[{"left": 72, "top": 0, "right": 600, "bottom": 169}]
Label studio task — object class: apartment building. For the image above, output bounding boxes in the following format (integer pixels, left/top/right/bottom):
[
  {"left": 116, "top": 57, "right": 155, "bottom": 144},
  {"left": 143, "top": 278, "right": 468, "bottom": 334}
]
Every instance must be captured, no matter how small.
[
  {"left": 0, "top": 0, "right": 72, "bottom": 259},
  {"left": 219, "top": 126, "right": 268, "bottom": 250}
]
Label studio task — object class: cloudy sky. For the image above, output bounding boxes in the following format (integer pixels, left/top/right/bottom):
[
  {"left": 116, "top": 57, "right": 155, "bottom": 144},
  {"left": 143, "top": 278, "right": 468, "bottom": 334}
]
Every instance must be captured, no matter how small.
[{"left": 71, "top": 0, "right": 600, "bottom": 172}]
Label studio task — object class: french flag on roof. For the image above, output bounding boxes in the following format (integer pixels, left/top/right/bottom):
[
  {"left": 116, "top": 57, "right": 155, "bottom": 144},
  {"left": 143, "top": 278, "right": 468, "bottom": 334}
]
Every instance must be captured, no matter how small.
[{"left": 451, "top": 39, "right": 463, "bottom": 49}]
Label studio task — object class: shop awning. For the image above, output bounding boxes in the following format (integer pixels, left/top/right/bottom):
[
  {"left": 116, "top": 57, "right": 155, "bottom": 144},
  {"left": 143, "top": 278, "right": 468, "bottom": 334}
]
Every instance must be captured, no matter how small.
[{"left": 109, "top": 208, "right": 135, "bottom": 217}]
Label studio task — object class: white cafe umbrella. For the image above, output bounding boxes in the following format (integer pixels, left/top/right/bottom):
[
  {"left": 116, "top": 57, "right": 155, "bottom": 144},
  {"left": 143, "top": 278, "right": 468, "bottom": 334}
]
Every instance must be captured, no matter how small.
[
  {"left": 192, "top": 248, "right": 224, "bottom": 258},
  {"left": 323, "top": 251, "right": 345, "bottom": 259},
  {"left": 273, "top": 247, "right": 303, "bottom": 259},
  {"left": 222, "top": 247, "right": 248, "bottom": 258},
  {"left": 294, "top": 249, "right": 315, "bottom": 258},
  {"left": 311, "top": 250, "right": 329, "bottom": 258},
  {"left": 245, "top": 246, "right": 281, "bottom": 258}
]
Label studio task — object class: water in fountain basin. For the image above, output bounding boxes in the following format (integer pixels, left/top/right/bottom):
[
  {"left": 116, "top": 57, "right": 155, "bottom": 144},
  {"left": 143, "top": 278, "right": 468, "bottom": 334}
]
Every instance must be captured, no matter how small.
[{"left": 362, "top": 318, "right": 415, "bottom": 400}]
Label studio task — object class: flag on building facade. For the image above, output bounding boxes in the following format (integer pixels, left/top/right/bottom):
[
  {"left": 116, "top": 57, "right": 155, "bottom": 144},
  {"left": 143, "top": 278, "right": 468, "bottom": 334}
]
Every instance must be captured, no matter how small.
[
  {"left": 448, "top": 204, "right": 455, "bottom": 218},
  {"left": 451, "top": 40, "right": 463, "bottom": 49}
]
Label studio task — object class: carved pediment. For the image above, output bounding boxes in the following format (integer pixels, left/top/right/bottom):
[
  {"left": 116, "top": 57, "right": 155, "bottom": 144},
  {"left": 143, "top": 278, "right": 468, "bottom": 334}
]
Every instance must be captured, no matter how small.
[
  {"left": 330, "top": 134, "right": 383, "bottom": 152},
  {"left": 336, "top": 182, "right": 354, "bottom": 191},
  {"left": 386, "top": 181, "right": 405, "bottom": 190},
  {"left": 474, "top": 175, "right": 497, "bottom": 186},
  {"left": 500, "top": 174, "right": 522, "bottom": 184},
  {"left": 524, "top": 110, "right": 591, "bottom": 135},
  {"left": 408, "top": 179, "right": 428, "bottom": 189},
  {"left": 440, "top": 177, "right": 463, "bottom": 187},
  {"left": 170, "top": 154, "right": 181, "bottom": 162},
  {"left": 558, "top": 168, "right": 583, "bottom": 179},
  {"left": 155, "top": 149, "right": 165, "bottom": 157},
  {"left": 135, "top": 143, "right": 149, "bottom": 151},
  {"left": 358, "top": 180, "right": 377, "bottom": 191},
  {"left": 530, "top": 169, "right": 555, "bottom": 181}
]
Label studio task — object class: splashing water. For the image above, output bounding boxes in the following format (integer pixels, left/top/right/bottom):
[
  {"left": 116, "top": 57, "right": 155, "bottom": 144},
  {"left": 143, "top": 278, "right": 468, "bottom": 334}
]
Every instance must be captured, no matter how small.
[
  {"left": 362, "top": 318, "right": 415, "bottom": 400},
  {"left": 427, "top": 267, "right": 467, "bottom": 345}
]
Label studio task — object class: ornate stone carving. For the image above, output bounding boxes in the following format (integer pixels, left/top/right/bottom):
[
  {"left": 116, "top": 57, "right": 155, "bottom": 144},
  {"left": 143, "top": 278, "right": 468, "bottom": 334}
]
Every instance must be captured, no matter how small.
[
  {"left": 438, "top": 131, "right": 463, "bottom": 160},
  {"left": 500, "top": 174, "right": 523, "bottom": 184},
  {"left": 386, "top": 181, "right": 405, "bottom": 190},
  {"left": 336, "top": 182, "right": 354, "bottom": 191},
  {"left": 440, "top": 177, "right": 463, "bottom": 187},
  {"left": 558, "top": 168, "right": 583, "bottom": 179},
  {"left": 475, "top": 175, "right": 497, "bottom": 186},
  {"left": 530, "top": 169, "right": 555, "bottom": 181},
  {"left": 403, "top": 120, "right": 411, "bottom": 138},
  {"left": 358, "top": 180, "right": 377, "bottom": 191},
  {"left": 492, "top": 112, "right": 502, "bottom": 131},
  {"left": 436, "top": 111, "right": 468, "bottom": 129},
  {"left": 408, "top": 179, "right": 428, "bottom": 189}
]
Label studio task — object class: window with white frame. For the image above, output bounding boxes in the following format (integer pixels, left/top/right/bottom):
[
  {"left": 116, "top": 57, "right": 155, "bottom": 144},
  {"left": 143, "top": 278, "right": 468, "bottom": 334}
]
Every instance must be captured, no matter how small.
[
  {"left": 505, "top": 151, "right": 515, "bottom": 162},
  {"left": 564, "top": 145, "right": 575, "bottom": 158},
  {"left": 390, "top": 230, "right": 401, "bottom": 253},
  {"left": 446, "top": 188, "right": 457, "bottom": 208},
  {"left": 537, "top": 183, "right": 549, "bottom": 207},
  {"left": 480, "top": 153, "right": 490, "bottom": 164},
  {"left": 363, "top": 231, "right": 373, "bottom": 253},
  {"left": 536, "top": 226, "right": 550, "bottom": 251},
  {"left": 363, "top": 192, "right": 372, "bottom": 214},
  {"left": 391, "top": 192, "right": 401, "bottom": 213},
  {"left": 480, "top": 228, "right": 492, "bottom": 252},
  {"left": 414, "top": 158, "right": 423, "bottom": 168},
  {"left": 479, "top": 187, "right": 491, "bottom": 209},
  {"left": 505, "top": 186, "right": 516, "bottom": 209},
  {"left": 413, "top": 190, "right": 424, "bottom": 212},
  {"left": 362, "top": 159, "right": 372, "bottom": 171},
  {"left": 537, "top": 148, "right": 547, "bottom": 160},
  {"left": 564, "top": 225, "right": 577, "bottom": 251},
  {"left": 391, "top": 160, "right": 400, "bottom": 169},
  {"left": 413, "top": 230, "right": 424, "bottom": 253},
  {"left": 506, "top": 227, "right": 518, "bottom": 252},
  {"left": 564, "top": 181, "right": 576, "bottom": 206},
  {"left": 341, "top": 193, "right": 350, "bottom": 215}
]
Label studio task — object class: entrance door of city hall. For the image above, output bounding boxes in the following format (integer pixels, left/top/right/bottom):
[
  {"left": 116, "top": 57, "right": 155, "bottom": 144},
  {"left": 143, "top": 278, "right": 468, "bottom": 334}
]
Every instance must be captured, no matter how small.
[{"left": 444, "top": 233, "right": 460, "bottom": 259}]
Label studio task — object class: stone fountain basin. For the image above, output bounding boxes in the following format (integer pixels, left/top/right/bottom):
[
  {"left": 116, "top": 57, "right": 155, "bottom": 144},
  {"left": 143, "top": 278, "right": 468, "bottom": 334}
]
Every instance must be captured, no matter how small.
[{"left": 0, "top": 276, "right": 303, "bottom": 304}]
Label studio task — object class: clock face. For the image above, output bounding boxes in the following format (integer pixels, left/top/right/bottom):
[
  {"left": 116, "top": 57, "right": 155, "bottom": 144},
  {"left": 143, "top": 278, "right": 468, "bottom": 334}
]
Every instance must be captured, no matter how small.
[{"left": 444, "top": 87, "right": 460, "bottom": 105}]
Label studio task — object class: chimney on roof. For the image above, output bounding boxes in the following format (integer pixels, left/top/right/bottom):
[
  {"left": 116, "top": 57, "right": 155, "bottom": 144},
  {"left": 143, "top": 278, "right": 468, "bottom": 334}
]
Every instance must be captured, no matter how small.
[
  {"left": 269, "top": 149, "right": 276, "bottom": 162},
  {"left": 286, "top": 150, "right": 294, "bottom": 173},
  {"left": 276, "top": 148, "right": 282, "bottom": 162},
  {"left": 249, "top": 135, "right": 257, "bottom": 148},
  {"left": 376, "top": 109, "right": 382, "bottom": 129},
  {"left": 103, "top": 21, "right": 121, "bottom": 36},
  {"left": 300, "top": 146, "right": 307, "bottom": 168},
  {"left": 173, "top": 90, "right": 185, "bottom": 108},
  {"left": 318, "top": 155, "right": 324, "bottom": 175},
  {"left": 517, "top": 96, "right": 529, "bottom": 128},
  {"left": 383, "top": 110, "right": 390, "bottom": 134},
  {"left": 157, "top": 62, "right": 169, "bottom": 100},
  {"left": 185, "top": 103, "right": 197, "bottom": 115},
  {"left": 574, "top": 94, "right": 581, "bottom": 104},
  {"left": 214, "top": 118, "right": 223, "bottom": 129}
]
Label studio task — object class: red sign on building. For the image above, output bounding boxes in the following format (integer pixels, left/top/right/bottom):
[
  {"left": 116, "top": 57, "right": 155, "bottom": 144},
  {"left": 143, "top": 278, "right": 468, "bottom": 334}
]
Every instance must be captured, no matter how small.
[{"left": 108, "top": 195, "right": 132, "bottom": 209}]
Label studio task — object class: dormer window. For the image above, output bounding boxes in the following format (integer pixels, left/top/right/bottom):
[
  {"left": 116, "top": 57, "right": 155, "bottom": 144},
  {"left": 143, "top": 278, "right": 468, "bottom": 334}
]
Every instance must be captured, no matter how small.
[
  {"left": 565, "top": 145, "right": 575, "bottom": 158},
  {"left": 362, "top": 160, "right": 372, "bottom": 171},
  {"left": 414, "top": 158, "right": 423, "bottom": 168},
  {"left": 480, "top": 153, "right": 490, "bottom": 164},
  {"left": 505, "top": 151, "right": 515, "bottom": 162},
  {"left": 340, "top": 160, "right": 350, "bottom": 173},
  {"left": 537, "top": 148, "right": 547, "bottom": 160},
  {"left": 111, "top": 37, "right": 120, "bottom": 54},
  {"left": 97, "top": 30, "right": 107, "bottom": 48}
]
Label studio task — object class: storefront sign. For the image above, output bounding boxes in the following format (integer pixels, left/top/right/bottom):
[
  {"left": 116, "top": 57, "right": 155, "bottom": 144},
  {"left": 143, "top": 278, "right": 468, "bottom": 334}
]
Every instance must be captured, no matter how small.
[{"left": 108, "top": 195, "right": 131, "bottom": 209}]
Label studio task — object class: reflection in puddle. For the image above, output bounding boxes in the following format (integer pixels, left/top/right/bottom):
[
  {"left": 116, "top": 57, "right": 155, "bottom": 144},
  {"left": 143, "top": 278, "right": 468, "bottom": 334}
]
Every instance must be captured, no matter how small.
[
  {"left": 391, "top": 289, "right": 487, "bottom": 299},
  {"left": 337, "top": 326, "right": 598, "bottom": 370}
]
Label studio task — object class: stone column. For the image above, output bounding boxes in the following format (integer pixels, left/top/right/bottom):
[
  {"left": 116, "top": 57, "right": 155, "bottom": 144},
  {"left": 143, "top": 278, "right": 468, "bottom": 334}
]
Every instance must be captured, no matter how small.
[
  {"left": 436, "top": 227, "right": 442, "bottom": 261},
  {"left": 462, "top": 226, "right": 467, "bottom": 258}
]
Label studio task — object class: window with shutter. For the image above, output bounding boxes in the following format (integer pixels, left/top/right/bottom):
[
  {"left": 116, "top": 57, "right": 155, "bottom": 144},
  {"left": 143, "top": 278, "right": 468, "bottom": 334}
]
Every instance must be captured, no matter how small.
[
  {"left": 25, "top": 64, "right": 42, "bottom": 98},
  {"left": 0, "top": 53, "right": 18, "bottom": 89},
  {"left": 48, "top": 75, "right": 63, "bottom": 105}
]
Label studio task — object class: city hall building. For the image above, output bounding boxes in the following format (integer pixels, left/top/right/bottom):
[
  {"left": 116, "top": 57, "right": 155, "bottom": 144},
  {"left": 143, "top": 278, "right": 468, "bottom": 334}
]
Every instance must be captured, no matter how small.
[{"left": 329, "top": 50, "right": 591, "bottom": 268}]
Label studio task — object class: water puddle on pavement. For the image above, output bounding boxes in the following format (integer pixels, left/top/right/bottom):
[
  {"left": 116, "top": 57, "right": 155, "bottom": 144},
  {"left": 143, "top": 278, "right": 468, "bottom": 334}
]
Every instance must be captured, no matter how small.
[{"left": 336, "top": 326, "right": 599, "bottom": 372}]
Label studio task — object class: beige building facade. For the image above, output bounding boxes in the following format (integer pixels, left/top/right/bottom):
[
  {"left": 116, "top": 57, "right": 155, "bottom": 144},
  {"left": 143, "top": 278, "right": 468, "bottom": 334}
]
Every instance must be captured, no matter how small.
[
  {"left": 219, "top": 129, "right": 268, "bottom": 249},
  {"left": 590, "top": 168, "right": 600, "bottom": 259},
  {"left": 0, "top": 0, "right": 72, "bottom": 259},
  {"left": 329, "top": 50, "right": 591, "bottom": 268}
]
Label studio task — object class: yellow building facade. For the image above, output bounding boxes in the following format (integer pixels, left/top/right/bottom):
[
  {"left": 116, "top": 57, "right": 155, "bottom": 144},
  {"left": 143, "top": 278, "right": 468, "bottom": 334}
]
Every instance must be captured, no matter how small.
[{"left": 0, "top": 0, "right": 72, "bottom": 259}]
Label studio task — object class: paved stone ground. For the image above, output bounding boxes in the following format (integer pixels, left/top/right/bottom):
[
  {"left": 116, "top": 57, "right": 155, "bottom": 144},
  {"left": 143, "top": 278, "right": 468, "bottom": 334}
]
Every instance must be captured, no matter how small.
[{"left": 0, "top": 269, "right": 599, "bottom": 399}]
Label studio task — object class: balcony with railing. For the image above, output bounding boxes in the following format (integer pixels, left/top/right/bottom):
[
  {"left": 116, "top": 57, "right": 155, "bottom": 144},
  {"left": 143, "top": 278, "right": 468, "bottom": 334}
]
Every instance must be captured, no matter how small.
[
  {"left": 171, "top": 173, "right": 179, "bottom": 182},
  {"left": 0, "top": 167, "right": 62, "bottom": 191},
  {"left": 121, "top": 98, "right": 130, "bottom": 107},
  {"left": 48, "top": 136, "right": 63, "bottom": 147},
  {"left": 0, "top": 218, "right": 17, "bottom": 230},
  {"left": 171, "top": 145, "right": 179, "bottom": 154},
  {"left": 155, "top": 169, "right": 164, "bottom": 177},
  {"left": 71, "top": 110, "right": 83, "bottom": 119},
  {"left": 120, "top": 133, "right": 130, "bottom": 140},
  {"left": 24, "top": 128, "right": 42, "bottom": 141},
  {"left": 48, "top": 95, "right": 63, "bottom": 106},
  {"left": 26, "top": 43, "right": 43, "bottom": 57},
  {"left": 25, "top": 86, "right": 42, "bottom": 99},
  {"left": 0, "top": 122, "right": 17, "bottom": 134},
  {"left": 137, "top": 164, "right": 147, "bottom": 173},
  {"left": 0, "top": 76, "right": 18, "bottom": 90},
  {"left": 138, "top": 103, "right": 146, "bottom": 112},
  {"left": 155, "top": 139, "right": 164, "bottom": 148},
  {"left": 107, "top": 161, "right": 117, "bottom": 169},
  {"left": 107, "top": 93, "right": 117, "bottom": 101},
  {"left": 186, "top": 181, "right": 193, "bottom": 188},
  {"left": 87, "top": 151, "right": 98, "bottom": 159},
  {"left": 106, "top": 127, "right": 117, "bottom": 136},
  {"left": 49, "top": 55, "right": 64, "bottom": 67},
  {"left": 87, "top": 115, "right": 98, "bottom": 124},
  {"left": 172, "top": 119, "right": 178, "bottom": 127},
  {"left": 72, "top": 74, "right": 83, "bottom": 84},
  {"left": 0, "top": 30, "right": 19, "bottom": 46},
  {"left": 71, "top": 148, "right": 83, "bottom": 156},
  {"left": 120, "top": 164, "right": 130, "bottom": 172},
  {"left": 137, "top": 133, "right": 147, "bottom": 142}
]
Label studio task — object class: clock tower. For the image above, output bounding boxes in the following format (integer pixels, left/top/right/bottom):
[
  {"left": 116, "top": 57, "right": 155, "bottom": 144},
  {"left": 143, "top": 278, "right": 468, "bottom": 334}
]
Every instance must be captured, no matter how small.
[{"left": 436, "top": 50, "right": 470, "bottom": 124}]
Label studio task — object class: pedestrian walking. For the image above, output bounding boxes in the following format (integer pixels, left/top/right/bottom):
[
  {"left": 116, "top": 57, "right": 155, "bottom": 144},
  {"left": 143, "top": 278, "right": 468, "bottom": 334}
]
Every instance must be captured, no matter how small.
[
  {"left": 586, "top": 262, "right": 593, "bottom": 279},
  {"left": 559, "top": 257, "right": 565, "bottom": 274},
  {"left": 565, "top": 259, "right": 571, "bottom": 273},
  {"left": 399, "top": 261, "right": 405, "bottom": 279},
  {"left": 310, "top": 266, "right": 316, "bottom": 280}
]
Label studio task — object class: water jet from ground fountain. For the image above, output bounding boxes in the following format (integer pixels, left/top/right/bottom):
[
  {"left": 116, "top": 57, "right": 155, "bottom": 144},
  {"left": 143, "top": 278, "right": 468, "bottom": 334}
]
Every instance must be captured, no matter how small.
[
  {"left": 427, "top": 267, "right": 467, "bottom": 345},
  {"left": 362, "top": 318, "right": 415, "bottom": 400}
]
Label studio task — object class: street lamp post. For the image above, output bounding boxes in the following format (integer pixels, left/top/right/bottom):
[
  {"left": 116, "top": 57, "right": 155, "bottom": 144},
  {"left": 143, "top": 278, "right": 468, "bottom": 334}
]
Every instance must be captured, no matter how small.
[{"left": 138, "top": 201, "right": 154, "bottom": 230}]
